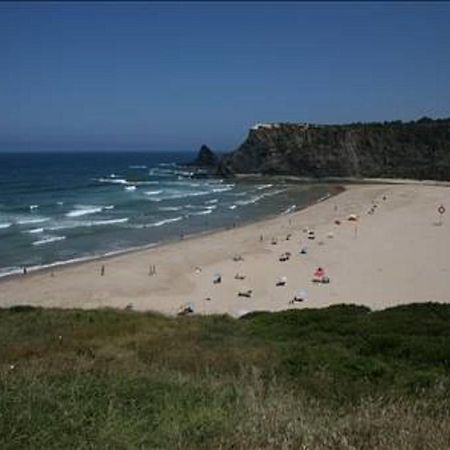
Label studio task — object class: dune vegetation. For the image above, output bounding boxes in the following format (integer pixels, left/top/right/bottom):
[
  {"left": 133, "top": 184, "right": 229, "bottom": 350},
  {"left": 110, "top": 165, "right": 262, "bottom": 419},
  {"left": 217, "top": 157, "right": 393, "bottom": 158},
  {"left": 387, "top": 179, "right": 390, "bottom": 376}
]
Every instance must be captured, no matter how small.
[{"left": 1, "top": 303, "right": 450, "bottom": 449}]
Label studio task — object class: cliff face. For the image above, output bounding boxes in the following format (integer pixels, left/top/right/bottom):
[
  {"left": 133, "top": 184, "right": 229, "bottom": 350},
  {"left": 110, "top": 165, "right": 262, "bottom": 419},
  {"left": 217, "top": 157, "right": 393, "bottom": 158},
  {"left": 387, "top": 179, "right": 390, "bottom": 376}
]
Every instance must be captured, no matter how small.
[{"left": 218, "top": 119, "right": 450, "bottom": 180}]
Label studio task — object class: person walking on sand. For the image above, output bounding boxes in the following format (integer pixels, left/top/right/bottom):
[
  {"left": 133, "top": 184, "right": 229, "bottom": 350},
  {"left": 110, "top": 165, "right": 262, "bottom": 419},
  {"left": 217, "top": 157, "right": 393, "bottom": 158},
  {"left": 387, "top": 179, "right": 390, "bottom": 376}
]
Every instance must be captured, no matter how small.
[{"left": 100, "top": 265, "right": 105, "bottom": 276}]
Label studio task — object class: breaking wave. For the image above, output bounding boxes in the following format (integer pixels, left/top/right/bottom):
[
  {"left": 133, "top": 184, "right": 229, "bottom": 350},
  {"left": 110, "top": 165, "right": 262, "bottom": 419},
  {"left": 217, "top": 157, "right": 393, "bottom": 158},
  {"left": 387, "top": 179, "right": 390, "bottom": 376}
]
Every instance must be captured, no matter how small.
[
  {"left": 33, "top": 235, "right": 66, "bottom": 246},
  {"left": 66, "top": 205, "right": 114, "bottom": 218}
]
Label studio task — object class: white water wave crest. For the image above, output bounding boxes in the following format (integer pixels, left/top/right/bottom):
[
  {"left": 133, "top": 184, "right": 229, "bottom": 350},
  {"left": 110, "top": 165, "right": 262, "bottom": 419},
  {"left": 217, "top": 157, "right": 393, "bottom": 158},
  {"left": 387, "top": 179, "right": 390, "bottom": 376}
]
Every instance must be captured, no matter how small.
[
  {"left": 158, "top": 206, "right": 183, "bottom": 212},
  {"left": 33, "top": 235, "right": 66, "bottom": 246},
  {"left": 188, "top": 209, "right": 213, "bottom": 216},
  {"left": 66, "top": 205, "right": 113, "bottom": 218},
  {"left": 47, "top": 217, "right": 129, "bottom": 231},
  {"left": 17, "top": 217, "right": 51, "bottom": 225},
  {"left": 97, "top": 177, "right": 128, "bottom": 185},
  {"left": 26, "top": 228, "right": 44, "bottom": 234},
  {"left": 149, "top": 216, "right": 183, "bottom": 227},
  {"left": 256, "top": 184, "right": 273, "bottom": 190}
]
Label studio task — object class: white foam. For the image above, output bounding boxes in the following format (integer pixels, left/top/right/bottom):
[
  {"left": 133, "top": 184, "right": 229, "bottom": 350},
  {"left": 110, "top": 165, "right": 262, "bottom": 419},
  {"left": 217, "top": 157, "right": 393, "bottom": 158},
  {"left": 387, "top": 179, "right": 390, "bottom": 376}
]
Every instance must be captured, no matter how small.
[
  {"left": 66, "top": 206, "right": 105, "bottom": 218},
  {"left": 229, "top": 205, "right": 237, "bottom": 210},
  {"left": 57, "top": 201, "right": 64, "bottom": 206},
  {"left": 0, "top": 222, "right": 12, "bottom": 229},
  {"left": 236, "top": 197, "right": 260, "bottom": 206},
  {"left": 132, "top": 181, "right": 160, "bottom": 185},
  {"left": 256, "top": 184, "right": 273, "bottom": 190},
  {"left": 236, "top": 189, "right": 287, "bottom": 206},
  {"left": 97, "top": 177, "right": 128, "bottom": 185},
  {"left": 150, "top": 216, "right": 183, "bottom": 227},
  {"left": 48, "top": 217, "right": 129, "bottom": 231},
  {"left": 26, "top": 227, "right": 44, "bottom": 234},
  {"left": 88, "top": 218, "right": 129, "bottom": 226},
  {"left": 212, "top": 186, "right": 233, "bottom": 193},
  {"left": 17, "top": 217, "right": 50, "bottom": 225},
  {"left": 189, "top": 209, "right": 213, "bottom": 216},
  {"left": 146, "top": 190, "right": 212, "bottom": 202},
  {"left": 33, "top": 235, "right": 66, "bottom": 246},
  {"left": 144, "top": 190, "right": 163, "bottom": 196},
  {"left": 29, "top": 204, "right": 39, "bottom": 210},
  {"left": 129, "top": 165, "right": 147, "bottom": 169},
  {"left": 104, "top": 205, "right": 115, "bottom": 210},
  {"left": 158, "top": 206, "right": 183, "bottom": 212},
  {"left": 125, "top": 185, "right": 136, "bottom": 191},
  {"left": 205, "top": 199, "right": 218, "bottom": 204},
  {"left": 282, "top": 204, "right": 297, "bottom": 215}
]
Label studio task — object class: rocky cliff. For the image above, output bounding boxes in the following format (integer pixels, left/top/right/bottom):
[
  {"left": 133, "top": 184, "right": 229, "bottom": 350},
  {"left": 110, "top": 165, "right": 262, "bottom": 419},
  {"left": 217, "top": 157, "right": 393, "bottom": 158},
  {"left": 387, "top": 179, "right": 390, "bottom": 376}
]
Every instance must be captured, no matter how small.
[{"left": 218, "top": 118, "right": 450, "bottom": 180}]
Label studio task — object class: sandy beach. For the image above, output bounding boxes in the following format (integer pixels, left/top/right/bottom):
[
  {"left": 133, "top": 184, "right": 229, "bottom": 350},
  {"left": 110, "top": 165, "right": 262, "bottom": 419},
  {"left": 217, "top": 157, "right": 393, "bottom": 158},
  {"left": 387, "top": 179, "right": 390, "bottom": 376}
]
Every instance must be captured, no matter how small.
[{"left": 1, "top": 183, "right": 449, "bottom": 315}]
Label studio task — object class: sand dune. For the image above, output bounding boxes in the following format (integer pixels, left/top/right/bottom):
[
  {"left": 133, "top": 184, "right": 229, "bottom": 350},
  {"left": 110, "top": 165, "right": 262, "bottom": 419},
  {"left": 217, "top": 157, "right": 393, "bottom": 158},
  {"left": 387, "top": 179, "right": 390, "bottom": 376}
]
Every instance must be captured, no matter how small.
[{"left": 1, "top": 184, "right": 449, "bottom": 316}]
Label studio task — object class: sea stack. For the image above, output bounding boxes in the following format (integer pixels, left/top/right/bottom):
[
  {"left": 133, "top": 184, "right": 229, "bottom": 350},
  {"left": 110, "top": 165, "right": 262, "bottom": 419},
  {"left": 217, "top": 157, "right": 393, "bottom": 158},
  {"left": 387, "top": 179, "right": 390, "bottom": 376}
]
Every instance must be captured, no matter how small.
[{"left": 190, "top": 145, "right": 219, "bottom": 168}]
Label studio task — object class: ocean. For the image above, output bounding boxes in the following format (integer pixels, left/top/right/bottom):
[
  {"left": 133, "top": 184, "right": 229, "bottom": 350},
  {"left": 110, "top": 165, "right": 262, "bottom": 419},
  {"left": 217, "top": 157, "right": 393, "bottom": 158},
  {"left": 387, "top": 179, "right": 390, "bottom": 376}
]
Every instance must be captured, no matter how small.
[{"left": 0, "top": 151, "right": 332, "bottom": 277}]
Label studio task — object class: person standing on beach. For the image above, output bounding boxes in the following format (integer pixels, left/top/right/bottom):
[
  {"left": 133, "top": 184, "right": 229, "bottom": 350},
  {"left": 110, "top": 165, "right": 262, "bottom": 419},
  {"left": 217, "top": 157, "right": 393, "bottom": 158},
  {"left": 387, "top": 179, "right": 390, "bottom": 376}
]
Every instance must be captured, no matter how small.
[{"left": 100, "top": 265, "right": 105, "bottom": 276}]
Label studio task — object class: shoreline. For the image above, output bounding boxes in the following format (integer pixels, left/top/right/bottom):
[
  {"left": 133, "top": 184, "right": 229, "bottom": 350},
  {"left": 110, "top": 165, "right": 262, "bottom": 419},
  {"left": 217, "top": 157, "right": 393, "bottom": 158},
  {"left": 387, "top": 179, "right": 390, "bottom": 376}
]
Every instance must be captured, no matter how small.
[
  {"left": 0, "top": 184, "right": 344, "bottom": 283},
  {"left": 1, "top": 182, "right": 450, "bottom": 316}
]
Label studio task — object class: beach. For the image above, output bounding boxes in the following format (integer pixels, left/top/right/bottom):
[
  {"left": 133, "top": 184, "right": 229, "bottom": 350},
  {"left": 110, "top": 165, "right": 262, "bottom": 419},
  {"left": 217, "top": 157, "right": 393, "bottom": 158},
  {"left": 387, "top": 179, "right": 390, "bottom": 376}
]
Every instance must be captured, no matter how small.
[{"left": 1, "top": 183, "right": 449, "bottom": 315}]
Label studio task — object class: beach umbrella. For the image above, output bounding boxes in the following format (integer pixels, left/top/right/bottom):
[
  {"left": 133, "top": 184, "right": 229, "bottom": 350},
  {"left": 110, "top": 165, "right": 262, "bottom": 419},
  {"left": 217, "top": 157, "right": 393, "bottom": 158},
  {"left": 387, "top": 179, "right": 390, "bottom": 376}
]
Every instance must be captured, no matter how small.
[{"left": 314, "top": 267, "right": 325, "bottom": 278}]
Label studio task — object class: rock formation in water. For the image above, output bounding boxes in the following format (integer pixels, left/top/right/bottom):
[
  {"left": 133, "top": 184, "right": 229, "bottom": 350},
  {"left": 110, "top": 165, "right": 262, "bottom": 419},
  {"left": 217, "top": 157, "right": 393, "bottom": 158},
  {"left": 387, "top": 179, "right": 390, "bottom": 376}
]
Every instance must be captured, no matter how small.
[
  {"left": 189, "top": 145, "right": 219, "bottom": 168},
  {"left": 217, "top": 118, "right": 450, "bottom": 181}
]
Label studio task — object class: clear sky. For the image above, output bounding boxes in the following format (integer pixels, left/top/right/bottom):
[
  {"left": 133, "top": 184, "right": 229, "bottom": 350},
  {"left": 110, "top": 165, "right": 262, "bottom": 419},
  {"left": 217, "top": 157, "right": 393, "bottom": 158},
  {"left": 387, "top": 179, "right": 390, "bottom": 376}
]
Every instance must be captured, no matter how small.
[{"left": 1, "top": 1, "right": 450, "bottom": 152}]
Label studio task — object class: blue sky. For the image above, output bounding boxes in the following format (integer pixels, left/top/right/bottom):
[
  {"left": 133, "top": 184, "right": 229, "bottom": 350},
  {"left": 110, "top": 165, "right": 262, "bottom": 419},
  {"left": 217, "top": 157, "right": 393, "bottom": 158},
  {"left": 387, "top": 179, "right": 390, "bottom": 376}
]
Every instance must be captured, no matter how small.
[{"left": 1, "top": 2, "right": 449, "bottom": 152}]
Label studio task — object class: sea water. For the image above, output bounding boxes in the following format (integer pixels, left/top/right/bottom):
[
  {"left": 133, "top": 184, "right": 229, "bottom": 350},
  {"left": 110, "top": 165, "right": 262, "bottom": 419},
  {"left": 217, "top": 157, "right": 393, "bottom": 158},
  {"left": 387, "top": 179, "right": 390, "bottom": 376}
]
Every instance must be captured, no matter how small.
[{"left": 0, "top": 151, "right": 332, "bottom": 276}]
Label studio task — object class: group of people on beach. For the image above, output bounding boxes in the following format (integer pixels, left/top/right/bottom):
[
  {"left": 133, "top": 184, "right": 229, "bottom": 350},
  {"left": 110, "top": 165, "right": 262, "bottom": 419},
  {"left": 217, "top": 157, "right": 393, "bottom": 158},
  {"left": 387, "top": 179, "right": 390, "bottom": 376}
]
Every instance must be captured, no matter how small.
[{"left": 177, "top": 192, "right": 392, "bottom": 316}]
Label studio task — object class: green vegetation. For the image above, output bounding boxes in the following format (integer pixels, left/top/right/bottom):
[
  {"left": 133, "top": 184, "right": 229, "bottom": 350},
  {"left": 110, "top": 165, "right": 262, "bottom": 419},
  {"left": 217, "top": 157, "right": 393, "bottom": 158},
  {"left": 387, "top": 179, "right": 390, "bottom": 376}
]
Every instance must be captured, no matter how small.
[{"left": 1, "top": 303, "right": 450, "bottom": 449}]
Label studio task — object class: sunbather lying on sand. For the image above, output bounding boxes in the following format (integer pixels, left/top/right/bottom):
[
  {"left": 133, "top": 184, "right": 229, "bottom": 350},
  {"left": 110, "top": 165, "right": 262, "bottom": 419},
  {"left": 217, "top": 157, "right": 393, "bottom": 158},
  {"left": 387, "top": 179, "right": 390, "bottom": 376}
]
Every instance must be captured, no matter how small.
[{"left": 238, "top": 290, "right": 252, "bottom": 298}]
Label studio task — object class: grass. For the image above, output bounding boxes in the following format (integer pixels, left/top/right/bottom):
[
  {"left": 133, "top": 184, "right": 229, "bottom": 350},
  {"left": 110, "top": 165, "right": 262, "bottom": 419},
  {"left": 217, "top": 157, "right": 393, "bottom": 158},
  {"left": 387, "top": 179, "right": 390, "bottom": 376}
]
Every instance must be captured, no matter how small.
[{"left": 1, "top": 303, "right": 450, "bottom": 449}]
